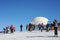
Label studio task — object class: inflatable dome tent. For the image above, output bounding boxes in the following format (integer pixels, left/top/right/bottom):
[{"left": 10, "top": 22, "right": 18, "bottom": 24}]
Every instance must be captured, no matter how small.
[{"left": 31, "top": 17, "right": 49, "bottom": 26}]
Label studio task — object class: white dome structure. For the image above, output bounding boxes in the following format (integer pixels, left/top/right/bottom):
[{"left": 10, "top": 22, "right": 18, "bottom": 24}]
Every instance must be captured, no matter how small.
[{"left": 31, "top": 17, "right": 49, "bottom": 26}]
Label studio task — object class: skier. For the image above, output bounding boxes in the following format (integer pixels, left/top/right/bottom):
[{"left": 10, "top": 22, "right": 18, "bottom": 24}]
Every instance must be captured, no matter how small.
[{"left": 53, "top": 19, "right": 58, "bottom": 37}]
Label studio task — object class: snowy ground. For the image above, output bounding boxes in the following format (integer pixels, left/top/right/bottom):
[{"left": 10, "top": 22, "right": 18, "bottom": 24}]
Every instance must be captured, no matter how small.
[{"left": 0, "top": 30, "right": 60, "bottom": 40}]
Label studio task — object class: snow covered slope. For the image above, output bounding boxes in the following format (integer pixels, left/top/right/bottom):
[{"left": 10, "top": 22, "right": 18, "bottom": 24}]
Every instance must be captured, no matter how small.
[{"left": 0, "top": 31, "right": 60, "bottom": 40}]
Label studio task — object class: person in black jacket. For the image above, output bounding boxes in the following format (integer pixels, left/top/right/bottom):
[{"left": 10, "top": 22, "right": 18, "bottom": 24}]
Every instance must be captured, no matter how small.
[
  {"left": 20, "top": 24, "right": 23, "bottom": 32},
  {"left": 29, "top": 23, "right": 32, "bottom": 31},
  {"left": 53, "top": 19, "right": 58, "bottom": 37}
]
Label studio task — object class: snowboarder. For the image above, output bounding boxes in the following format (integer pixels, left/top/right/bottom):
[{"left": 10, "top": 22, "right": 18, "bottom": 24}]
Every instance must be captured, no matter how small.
[
  {"left": 20, "top": 24, "right": 23, "bottom": 32},
  {"left": 53, "top": 19, "right": 58, "bottom": 37}
]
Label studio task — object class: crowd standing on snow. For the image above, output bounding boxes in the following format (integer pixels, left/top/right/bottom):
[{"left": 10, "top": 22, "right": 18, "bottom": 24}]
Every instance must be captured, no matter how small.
[
  {"left": 1, "top": 19, "right": 59, "bottom": 37},
  {"left": 26, "top": 19, "right": 58, "bottom": 36}
]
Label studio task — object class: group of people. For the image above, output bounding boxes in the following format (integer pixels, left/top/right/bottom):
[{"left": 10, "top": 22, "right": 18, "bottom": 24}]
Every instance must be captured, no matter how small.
[
  {"left": 38, "top": 23, "right": 45, "bottom": 32},
  {"left": 26, "top": 23, "right": 45, "bottom": 32},
  {"left": 26, "top": 19, "right": 59, "bottom": 37},
  {"left": 2, "top": 19, "right": 59, "bottom": 37},
  {"left": 26, "top": 23, "right": 35, "bottom": 31},
  {"left": 26, "top": 23, "right": 50, "bottom": 32},
  {"left": 3, "top": 25, "right": 15, "bottom": 33}
]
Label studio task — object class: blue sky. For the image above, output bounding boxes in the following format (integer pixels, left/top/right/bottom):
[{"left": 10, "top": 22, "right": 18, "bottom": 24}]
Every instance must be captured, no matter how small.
[{"left": 0, "top": 0, "right": 60, "bottom": 31}]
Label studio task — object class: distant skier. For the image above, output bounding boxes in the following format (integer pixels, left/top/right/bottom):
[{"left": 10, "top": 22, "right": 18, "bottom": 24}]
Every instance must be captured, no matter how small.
[
  {"left": 53, "top": 19, "right": 58, "bottom": 37},
  {"left": 20, "top": 24, "right": 23, "bottom": 32}
]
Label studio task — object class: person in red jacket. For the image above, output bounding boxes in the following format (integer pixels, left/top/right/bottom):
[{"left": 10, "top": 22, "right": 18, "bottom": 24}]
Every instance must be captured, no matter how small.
[{"left": 10, "top": 25, "right": 15, "bottom": 33}]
